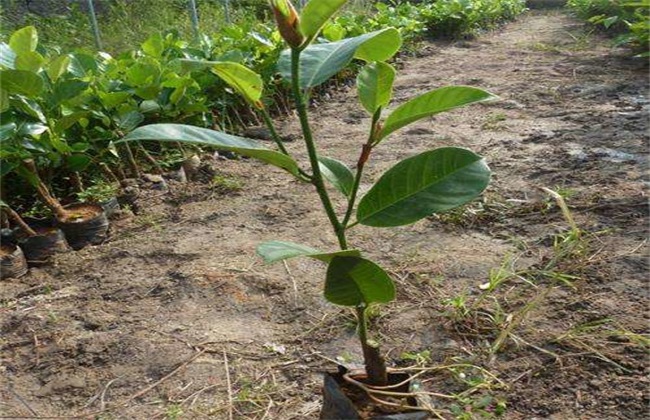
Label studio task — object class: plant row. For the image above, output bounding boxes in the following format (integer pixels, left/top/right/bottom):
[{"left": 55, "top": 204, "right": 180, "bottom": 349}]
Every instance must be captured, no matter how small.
[
  {"left": 567, "top": 0, "right": 650, "bottom": 56},
  {"left": 0, "top": 1, "right": 527, "bottom": 249}
]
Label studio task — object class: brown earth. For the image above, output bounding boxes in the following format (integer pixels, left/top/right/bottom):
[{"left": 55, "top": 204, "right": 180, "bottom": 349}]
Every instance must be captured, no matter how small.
[{"left": 1, "top": 9, "right": 648, "bottom": 420}]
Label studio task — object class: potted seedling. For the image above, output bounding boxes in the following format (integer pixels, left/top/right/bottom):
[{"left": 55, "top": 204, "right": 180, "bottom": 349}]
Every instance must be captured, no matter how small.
[
  {"left": 120, "top": 1, "right": 494, "bottom": 416},
  {"left": 0, "top": 199, "right": 70, "bottom": 265}
]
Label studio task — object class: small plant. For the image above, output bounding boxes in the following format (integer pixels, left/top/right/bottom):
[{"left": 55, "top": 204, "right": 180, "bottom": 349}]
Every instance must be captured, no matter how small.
[
  {"left": 77, "top": 181, "right": 119, "bottom": 203},
  {"left": 120, "top": 0, "right": 494, "bottom": 413}
]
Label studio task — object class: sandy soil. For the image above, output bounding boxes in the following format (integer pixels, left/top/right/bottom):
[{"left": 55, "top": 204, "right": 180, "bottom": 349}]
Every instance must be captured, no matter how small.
[{"left": 1, "top": 9, "right": 648, "bottom": 420}]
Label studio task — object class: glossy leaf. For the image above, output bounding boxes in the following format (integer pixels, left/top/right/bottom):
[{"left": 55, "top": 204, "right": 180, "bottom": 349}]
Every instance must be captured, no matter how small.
[
  {"left": 115, "top": 111, "right": 144, "bottom": 132},
  {"left": 0, "top": 123, "right": 17, "bottom": 141},
  {"left": 11, "top": 96, "right": 45, "bottom": 122},
  {"left": 9, "top": 26, "right": 38, "bottom": 56},
  {"left": 47, "top": 55, "right": 71, "bottom": 82},
  {"left": 357, "top": 61, "right": 395, "bottom": 115},
  {"left": 300, "top": 0, "right": 347, "bottom": 39},
  {"left": 356, "top": 147, "right": 491, "bottom": 227},
  {"left": 15, "top": 51, "right": 45, "bottom": 73},
  {"left": 0, "top": 43, "right": 16, "bottom": 69},
  {"left": 278, "top": 28, "right": 401, "bottom": 89},
  {"left": 324, "top": 256, "right": 395, "bottom": 306},
  {"left": 18, "top": 122, "right": 48, "bottom": 137},
  {"left": 380, "top": 86, "right": 495, "bottom": 141},
  {"left": 318, "top": 156, "right": 354, "bottom": 197},
  {"left": 257, "top": 240, "right": 360, "bottom": 264},
  {"left": 0, "top": 70, "right": 43, "bottom": 96},
  {"left": 119, "top": 124, "right": 300, "bottom": 176},
  {"left": 183, "top": 60, "right": 263, "bottom": 105}
]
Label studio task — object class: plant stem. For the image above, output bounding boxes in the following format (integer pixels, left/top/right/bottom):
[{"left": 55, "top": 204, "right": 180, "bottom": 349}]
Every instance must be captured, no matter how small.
[
  {"left": 1, "top": 206, "right": 37, "bottom": 237},
  {"left": 120, "top": 143, "right": 141, "bottom": 178},
  {"left": 260, "top": 107, "right": 312, "bottom": 182},
  {"left": 22, "top": 160, "right": 68, "bottom": 220},
  {"left": 290, "top": 48, "right": 346, "bottom": 249},
  {"left": 356, "top": 306, "right": 388, "bottom": 386},
  {"left": 342, "top": 110, "right": 381, "bottom": 228}
]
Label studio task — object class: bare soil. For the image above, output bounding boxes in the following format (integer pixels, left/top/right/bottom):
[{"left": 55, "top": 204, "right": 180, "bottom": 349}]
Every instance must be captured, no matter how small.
[{"left": 1, "top": 10, "right": 648, "bottom": 420}]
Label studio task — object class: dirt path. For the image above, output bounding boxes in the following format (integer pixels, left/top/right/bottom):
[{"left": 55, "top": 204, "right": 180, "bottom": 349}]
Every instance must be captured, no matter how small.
[{"left": 1, "top": 10, "right": 647, "bottom": 419}]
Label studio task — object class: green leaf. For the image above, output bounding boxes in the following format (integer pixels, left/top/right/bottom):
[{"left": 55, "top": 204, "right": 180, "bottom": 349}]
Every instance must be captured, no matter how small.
[
  {"left": 51, "top": 79, "right": 89, "bottom": 106},
  {"left": 357, "top": 61, "right": 395, "bottom": 115},
  {"left": 99, "top": 91, "right": 132, "bottom": 109},
  {"left": 115, "top": 111, "right": 144, "bottom": 132},
  {"left": 9, "top": 26, "right": 38, "bottom": 56},
  {"left": 324, "top": 256, "right": 395, "bottom": 306},
  {"left": 256, "top": 240, "right": 361, "bottom": 264},
  {"left": 0, "top": 161, "right": 17, "bottom": 177},
  {"left": 278, "top": 28, "right": 401, "bottom": 89},
  {"left": 68, "top": 53, "right": 98, "bottom": 77},
  {"left": 119, "top": 124, "right": 301, "bottom": 176},
  {"left": 318, "top": 156, "right": 354, "bottom": 197},
  {"left": 0, "top": 43, "right": 16, "bottom": 69},
  {"left": 0, "top": 70, "right": 43, "bottom": 96},
  {"left": 11, "top": 96, "right": 45, "bottom": 122},
  {"left": 299, "top": 0, "right": 347, "bottom": 39},
  {"left": 54, "top": 111, "right": 88, "bottom": 133},
  {"left": 0, "top": 123, "right": 17, "bottom": 141},
  {"left": 47, "top": 55, "right": 71, "bottom": 82},
  {"left": 322, "top": 23, "right": 346, "bottom": 41},
  {"left": 182, "top": 60, "right": 263, "bottom": 105},
  {"left": 66, "top": 154, "right": 91, "bottom": 171},
  {"left": 18, "top": 122, "right": 48, "bottom": 137},
  {"left": 380, "top": 86, "right": 495, "bottom": 141},
  {"left": 14, "top": 51, "right": 45, "bottom": 73},
  {"left": 357, "top": 147, "right": 491, "bottom": 227},
  {"left": 353, "top": 28, "right": 402, "bottom": 62},
  {"left": 142, "top": 33, "right": 164, "bottom": 58}
]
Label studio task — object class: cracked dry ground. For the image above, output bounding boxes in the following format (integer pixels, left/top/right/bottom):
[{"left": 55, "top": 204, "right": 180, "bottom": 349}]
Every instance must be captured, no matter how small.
[{"left": 1, "top": 10, "right": 648, "bottom": 420}]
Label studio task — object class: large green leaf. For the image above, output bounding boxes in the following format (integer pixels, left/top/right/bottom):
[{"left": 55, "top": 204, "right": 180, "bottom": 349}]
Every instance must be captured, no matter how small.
[
  {"left": 0, "top": 70, "right": 43, "bottom": 96},
  {"left": 278, "top": 28, "right": 401, "bottom": 89},
  {"left": 0, "top": 43, "right": 16, "bottom": 69},
  {"left": 257, "top": 240, "right": 360, "bottom": 264},
  {"left": 356, "top": 147, "right": 491, "bottom": 227},
  {"left": 357, "top": 61, "right": 395, "bottom": 115},
  {"left": 299, "top": 0, "right": 347, "bottom": 39},
  {"left": 51, "top": 79, "right": 89, "bottom": 107},
  {"left": 47, "top": 55, "right": 71, "bottom": 82},
  {"left": 379, "top": 86, "right": 495, "bottom": 141},
  {"left": 182, "top": 60, "right": 263, "bottom": 105},
  {"left": 142, "top": 33, "right": 164, "bottom": 58},
  {"left": 119, "top": 124, "right": 300, "bottom": 176},
  {"left": 324, "top": 256, "right": 395, "bottom": 306},
  {"left": 318, "top": 156, "right": 354, "bottom": 197},
  {"left": 15, "top": 51, "right": 45, "bottom": 73},
  {"left": 9, "top": 26, "right": 38, "bottom": 56}
]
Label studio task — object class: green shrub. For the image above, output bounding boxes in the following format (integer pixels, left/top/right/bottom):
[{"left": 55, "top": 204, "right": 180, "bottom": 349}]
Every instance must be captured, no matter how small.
[{"left": 567, "top": 0, "right": 650, "bottom": 56}]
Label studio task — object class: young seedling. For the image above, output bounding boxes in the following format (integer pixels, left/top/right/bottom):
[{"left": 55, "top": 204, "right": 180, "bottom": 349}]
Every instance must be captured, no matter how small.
[{"left": 120, "top": 0, "right": 494, "bottom": 398}]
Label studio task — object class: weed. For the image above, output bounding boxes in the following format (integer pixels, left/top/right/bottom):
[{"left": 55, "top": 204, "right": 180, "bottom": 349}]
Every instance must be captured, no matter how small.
[
  {"left": 481, "top": 112, "right": 508, "bottom": 130},
  {"left": 210, "top": 175, "right": 244, "bottom": 194}
]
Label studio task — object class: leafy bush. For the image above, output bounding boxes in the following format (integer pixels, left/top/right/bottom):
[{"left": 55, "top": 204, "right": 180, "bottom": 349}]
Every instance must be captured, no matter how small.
[
  {"left": 419, "top": 0, "right": 528, "bottom": 38},
  {"left": 567, "top": 0, "right": 650, "bottom": 56}
]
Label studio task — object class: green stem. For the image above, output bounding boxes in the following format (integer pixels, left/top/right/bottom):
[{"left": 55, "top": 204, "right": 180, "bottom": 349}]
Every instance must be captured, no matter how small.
[
  {"left": 290, "top": 48, "right": 347, "bottom": 249},
  {"left": 342, "top": 109, "right": 381, "bottom": 228},
  {"left": 260, "top": 107, "right": 290, "bottom": 156},
  {"left": 259, "top": 107, "right": 312, "bottom": 182}
]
